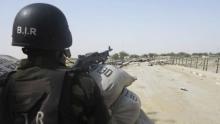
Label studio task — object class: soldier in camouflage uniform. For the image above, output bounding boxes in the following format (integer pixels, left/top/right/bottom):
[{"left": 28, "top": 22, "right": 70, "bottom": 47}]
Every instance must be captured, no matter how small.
[{"left": 0, "top": 3, "right": 109, "bottom": 124}]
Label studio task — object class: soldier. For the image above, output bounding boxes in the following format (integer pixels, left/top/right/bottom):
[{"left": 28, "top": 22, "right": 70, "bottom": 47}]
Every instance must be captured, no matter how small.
[{"left": 0, "top": 3, "right": 110, "bottom": 124}]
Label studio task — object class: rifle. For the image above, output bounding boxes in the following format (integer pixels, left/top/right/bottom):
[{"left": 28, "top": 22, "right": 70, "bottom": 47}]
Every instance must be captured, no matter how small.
[{"left": 72, "top": 46, "right": 113, "bottom": 72}]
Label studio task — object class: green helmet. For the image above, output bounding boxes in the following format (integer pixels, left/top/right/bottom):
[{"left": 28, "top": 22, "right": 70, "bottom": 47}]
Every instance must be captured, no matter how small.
[{"left": 12, "top": 3, "right": 72, "bottom": 50}]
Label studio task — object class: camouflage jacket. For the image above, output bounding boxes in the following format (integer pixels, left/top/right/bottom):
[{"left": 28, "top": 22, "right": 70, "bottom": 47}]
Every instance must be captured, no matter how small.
[{"left": 4, "top": 59, "right": 110, "bottom": 124}]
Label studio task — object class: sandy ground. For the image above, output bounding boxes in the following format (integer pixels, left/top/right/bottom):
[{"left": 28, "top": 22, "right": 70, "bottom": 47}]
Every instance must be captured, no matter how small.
[{"left": 123, "top": 62, "right": 220, "bottom": 124}]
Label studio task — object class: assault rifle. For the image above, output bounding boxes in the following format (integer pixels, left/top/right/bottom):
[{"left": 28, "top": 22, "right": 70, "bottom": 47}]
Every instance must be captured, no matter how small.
[{"left": 72, "top": 46, "right": 113, "bottom": 72}]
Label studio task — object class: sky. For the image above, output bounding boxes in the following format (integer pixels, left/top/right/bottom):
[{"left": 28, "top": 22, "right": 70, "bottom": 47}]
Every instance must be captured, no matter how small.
[{"left": 0, "top": 0, "right": 220, "bottom": 58}]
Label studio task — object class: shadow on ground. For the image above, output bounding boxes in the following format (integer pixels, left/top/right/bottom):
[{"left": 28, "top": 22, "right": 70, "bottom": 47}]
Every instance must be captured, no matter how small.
[
  {"left": 137, "top": 110, "right": 176, "bottom": 124},
  {"left": 136, "top": 109, "right": 155, "bottom": 124}
]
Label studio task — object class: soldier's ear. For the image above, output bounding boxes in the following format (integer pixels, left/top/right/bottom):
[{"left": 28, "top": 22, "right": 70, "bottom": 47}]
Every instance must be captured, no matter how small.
[{"left": 22, "top": 48, "right": 28, "bottom": 54}]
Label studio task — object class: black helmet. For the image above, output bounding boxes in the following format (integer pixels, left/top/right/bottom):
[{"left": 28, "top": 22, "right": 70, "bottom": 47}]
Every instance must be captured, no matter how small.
[{"left": 12, "top": 3, "right": 72, "bottom": 50}]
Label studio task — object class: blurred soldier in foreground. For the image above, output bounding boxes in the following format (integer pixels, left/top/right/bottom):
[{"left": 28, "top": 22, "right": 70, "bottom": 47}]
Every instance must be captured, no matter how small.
[{"left": 0, "top": 3, "right": 109, "bottom": 124}]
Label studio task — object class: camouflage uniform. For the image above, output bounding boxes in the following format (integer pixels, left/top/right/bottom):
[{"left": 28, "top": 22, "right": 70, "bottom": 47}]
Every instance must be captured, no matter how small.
[{"left": 5, "top": 59, "right": 110, "bottom": 124}]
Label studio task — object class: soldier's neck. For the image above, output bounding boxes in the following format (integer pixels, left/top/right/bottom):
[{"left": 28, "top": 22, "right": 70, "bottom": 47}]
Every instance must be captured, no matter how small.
[{"left": 18, "top": 56, "right": 66, "bottom": 69}]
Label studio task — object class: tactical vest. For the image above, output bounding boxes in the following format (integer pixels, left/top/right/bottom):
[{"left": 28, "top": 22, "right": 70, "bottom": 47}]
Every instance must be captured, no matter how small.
[{"left": 0, "top": 67, "right": 79, "bottom": 124}]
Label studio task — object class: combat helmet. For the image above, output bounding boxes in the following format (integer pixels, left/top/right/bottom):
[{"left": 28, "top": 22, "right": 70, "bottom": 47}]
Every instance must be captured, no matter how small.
[{"left": 12, "top": 3, "right": 72, "bottom": 50}]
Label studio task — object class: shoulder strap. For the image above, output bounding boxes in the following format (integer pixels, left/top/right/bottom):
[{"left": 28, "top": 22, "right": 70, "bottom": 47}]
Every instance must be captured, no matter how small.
[
  {"left": 58, "top": 70, "right": 83, "bottom": 124},
  {"left": 0, "top": 71, "right": 16, "bottom": 124},
  {"left": 0, "top": 71, "right": 16, "bottom": 86}
]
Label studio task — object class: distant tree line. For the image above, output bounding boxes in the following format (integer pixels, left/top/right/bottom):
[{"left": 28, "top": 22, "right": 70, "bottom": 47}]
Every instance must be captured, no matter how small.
[{"left": 111, "top": 51, "right": 220, "bottom": 60}]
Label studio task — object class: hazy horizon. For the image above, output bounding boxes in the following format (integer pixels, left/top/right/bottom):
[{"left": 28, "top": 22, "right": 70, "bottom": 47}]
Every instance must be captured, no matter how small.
[{"left": 1, "top": 0, "right": 220, "bottom": 59}]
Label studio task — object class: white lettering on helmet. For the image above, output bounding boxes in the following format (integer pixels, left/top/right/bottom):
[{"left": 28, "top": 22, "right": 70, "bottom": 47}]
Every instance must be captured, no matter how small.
[
  {"left": 17, "top": 26, "right": 37, "bottom": 36},
  {"left": 17, "top": 26, "right": 22, "bottom": 34},
  {"left": 30, "top": 27, "right": 37, "bottom": 36}
]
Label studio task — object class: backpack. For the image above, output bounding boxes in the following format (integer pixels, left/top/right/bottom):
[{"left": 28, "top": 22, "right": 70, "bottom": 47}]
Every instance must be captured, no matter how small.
[{"left": 0, "top": 69, "right": 76, "bottom": 124}]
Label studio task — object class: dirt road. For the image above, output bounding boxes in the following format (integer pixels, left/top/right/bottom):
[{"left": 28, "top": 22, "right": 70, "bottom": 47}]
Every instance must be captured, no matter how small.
[{"left": 123, "top": 62, "right": 220, "bottom": 124}]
